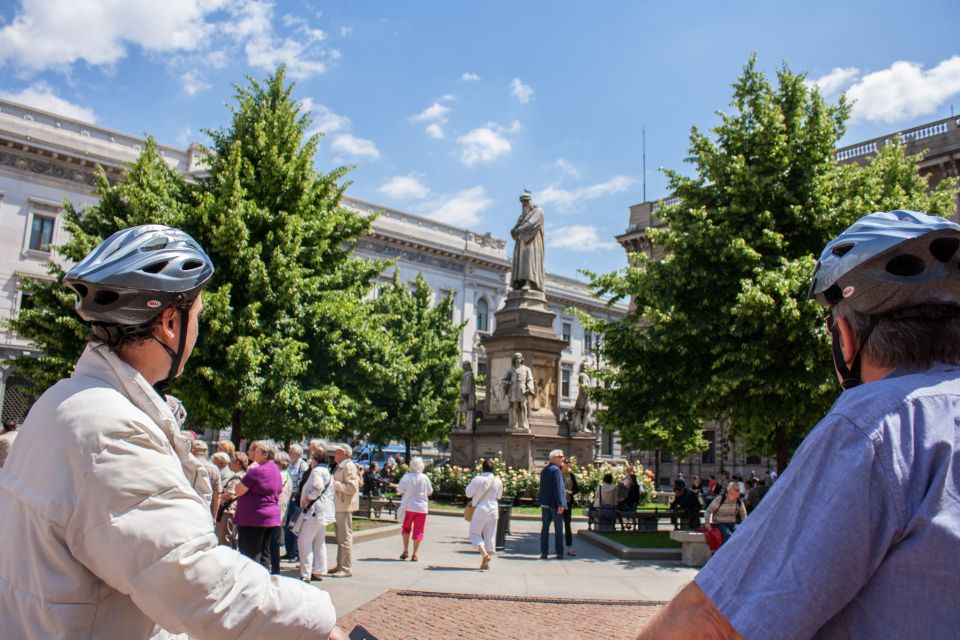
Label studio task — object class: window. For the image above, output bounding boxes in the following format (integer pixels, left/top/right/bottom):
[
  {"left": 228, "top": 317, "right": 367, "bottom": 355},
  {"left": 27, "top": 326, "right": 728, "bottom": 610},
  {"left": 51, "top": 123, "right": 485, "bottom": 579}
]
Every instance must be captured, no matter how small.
[
  {"left": 476, "top": 298, "right": 489, "bottom": 332},
  {"left": 439, "top": 289, "right": 455, "bottom": 321},
  {"left": 476, "top": 360, "right": 487, "bottom": 386},
  {"left": 561, "top": 322, "right": 571, "bottom": 344},
  {"left": 561, "top": 365, "right": 572, "bottom": 398},
  {"left": 18, "top": 291, "right": 35, "bottom": 314},
  {"left": 29, "top": 214, "right": 56, "bottom": 252},
  {"left": 584, "top": 329, "right": 594, "bottom": 353}
]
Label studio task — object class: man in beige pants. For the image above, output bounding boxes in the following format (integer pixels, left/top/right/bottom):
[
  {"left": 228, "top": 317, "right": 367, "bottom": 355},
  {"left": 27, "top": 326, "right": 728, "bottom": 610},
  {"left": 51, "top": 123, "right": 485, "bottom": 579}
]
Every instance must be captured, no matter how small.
[{"left": 330, "top": 444, "right": 360, "bottom": 578}]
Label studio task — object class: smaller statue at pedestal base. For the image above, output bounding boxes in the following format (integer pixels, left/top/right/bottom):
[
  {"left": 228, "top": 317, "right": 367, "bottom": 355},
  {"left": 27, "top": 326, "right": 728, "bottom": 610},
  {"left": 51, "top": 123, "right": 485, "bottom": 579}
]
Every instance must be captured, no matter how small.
[
  {"left": 571, "top": 362, "right": 595, "bottom": 433},
  {"left": 501, "top": 352, "right": 535, "bottom": 430},
  {"left": 456, "top": 361, "right": 477, "bottom": 431}
]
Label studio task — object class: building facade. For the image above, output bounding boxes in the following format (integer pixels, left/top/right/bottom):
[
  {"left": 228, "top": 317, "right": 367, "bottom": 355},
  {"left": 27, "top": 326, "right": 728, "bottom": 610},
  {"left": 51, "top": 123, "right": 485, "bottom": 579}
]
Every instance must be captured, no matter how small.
[{"left": 0, "top": 98, "right": 627, "bottom": 460}]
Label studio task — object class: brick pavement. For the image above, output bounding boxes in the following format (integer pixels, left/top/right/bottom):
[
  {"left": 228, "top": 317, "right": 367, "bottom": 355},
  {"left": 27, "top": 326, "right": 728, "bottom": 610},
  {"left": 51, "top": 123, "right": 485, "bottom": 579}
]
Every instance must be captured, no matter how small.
[{"left": 336, "top": 590, "right": 665, "bottom": 639}]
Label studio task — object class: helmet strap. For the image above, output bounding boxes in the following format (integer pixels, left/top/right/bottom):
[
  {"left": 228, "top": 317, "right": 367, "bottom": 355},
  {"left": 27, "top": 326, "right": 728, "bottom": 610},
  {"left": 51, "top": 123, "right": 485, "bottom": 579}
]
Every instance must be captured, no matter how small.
[
  {"left": 828, "top": 311, "right": 878, "bottom": 390},
  {"left": 151, "top": 306, "right": 191, "bottom": 398}
]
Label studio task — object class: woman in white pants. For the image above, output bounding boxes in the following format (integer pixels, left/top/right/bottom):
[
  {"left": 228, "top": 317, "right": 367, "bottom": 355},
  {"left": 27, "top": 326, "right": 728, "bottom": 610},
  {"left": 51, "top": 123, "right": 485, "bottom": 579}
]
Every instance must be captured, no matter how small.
[
  {"left": 298, "top": 450, "right": 335, "bottom": 582},
  {"left": 464, "top": 459, "right": 504, "bottom": 570}
]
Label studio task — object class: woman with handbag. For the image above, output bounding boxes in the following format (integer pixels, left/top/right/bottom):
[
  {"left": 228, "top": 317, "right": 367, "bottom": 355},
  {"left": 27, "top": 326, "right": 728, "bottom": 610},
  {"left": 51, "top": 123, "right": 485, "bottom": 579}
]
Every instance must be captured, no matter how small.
[
  {"left": 296, "top": 448, "right": 335, "bottom": 582},
  {"left": 464, "top": 459, "right": 504, "bottom": 570},
  {"left": 396, "top": 457, "right": 433, "bottom": 562}
]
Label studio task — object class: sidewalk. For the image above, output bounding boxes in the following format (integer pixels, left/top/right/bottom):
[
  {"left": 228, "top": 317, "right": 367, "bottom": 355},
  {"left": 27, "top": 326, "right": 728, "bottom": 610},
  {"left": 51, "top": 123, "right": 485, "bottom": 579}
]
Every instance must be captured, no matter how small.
[{"left": 282, "top": 512, "right": 698, "bottom": 617}]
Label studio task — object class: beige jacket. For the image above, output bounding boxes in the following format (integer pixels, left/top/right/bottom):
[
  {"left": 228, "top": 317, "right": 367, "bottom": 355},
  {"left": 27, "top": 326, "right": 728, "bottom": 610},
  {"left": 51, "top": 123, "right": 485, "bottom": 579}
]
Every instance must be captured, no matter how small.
[
  {"left": 0, "top": 343, "right": 337, "bottom": 639},
  {"left": 333, "top": 459, "right": 360, "bottom": 512}
]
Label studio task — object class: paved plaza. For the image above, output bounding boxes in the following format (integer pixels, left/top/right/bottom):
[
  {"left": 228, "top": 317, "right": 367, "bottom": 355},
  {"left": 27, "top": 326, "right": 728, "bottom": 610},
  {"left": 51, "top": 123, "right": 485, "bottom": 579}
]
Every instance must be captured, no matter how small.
[{"left": 278, "top": 513, "right": 697, "bottom": 636}]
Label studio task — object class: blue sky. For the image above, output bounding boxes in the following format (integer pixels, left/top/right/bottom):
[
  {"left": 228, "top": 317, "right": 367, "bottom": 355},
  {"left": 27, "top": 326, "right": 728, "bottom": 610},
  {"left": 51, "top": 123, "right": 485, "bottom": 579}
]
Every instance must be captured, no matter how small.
[{"left": 2, "top": 0, "right": 959, "bottom": 280}]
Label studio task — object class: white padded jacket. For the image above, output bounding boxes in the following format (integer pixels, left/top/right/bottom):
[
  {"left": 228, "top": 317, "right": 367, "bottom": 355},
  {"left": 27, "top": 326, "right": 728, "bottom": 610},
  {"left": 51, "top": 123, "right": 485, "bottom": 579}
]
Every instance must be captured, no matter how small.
[{"left": 0, "top": 343, "right": 337, "bottom": 639}]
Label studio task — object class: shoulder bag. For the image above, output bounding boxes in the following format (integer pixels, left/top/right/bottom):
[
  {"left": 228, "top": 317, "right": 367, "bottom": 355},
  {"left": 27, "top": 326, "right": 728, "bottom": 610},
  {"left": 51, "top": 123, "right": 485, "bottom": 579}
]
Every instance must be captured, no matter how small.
[
  {"left": 464, "top": 478, "right": 495, "bottom": 522},
  {"left": 291, "top": 472, "right": 330, "bottom": 535}
]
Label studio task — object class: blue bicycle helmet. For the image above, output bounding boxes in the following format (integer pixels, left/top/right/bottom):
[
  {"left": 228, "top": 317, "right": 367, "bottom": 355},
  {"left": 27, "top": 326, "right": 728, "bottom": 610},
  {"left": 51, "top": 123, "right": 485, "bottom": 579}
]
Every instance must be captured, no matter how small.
[
  {"left": 809, "top": 210, "right": 960, "bottom": 389},
  {"left": 809, "top": 210, "right": 960, "bottom": 315}
]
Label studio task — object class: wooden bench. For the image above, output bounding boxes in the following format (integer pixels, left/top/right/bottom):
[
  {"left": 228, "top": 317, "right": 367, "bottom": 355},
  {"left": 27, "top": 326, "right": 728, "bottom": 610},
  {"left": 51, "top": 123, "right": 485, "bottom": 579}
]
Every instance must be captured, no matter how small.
[{"left": 669, "top": 530, "right": 712, "bottom": 567}]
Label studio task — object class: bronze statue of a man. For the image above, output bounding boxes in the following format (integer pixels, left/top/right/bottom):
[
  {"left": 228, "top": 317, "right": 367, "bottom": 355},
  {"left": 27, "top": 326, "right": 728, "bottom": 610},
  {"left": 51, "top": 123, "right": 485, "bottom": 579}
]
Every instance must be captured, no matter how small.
[
  {"left": 501, "top": 352, "right": 535, "bottom": 430},
  {"left": 510, "top": 191, "right": 545, "bottom": 292},
  {"left": 457, "top": 361, "right": 477, "bottom": 431}
]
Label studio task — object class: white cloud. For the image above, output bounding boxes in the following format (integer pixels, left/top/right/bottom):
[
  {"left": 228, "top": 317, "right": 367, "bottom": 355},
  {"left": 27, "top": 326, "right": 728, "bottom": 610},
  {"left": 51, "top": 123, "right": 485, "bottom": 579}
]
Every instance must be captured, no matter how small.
[
  {"left": 555, "top": 158, "right": 581, "bottom": 179},
  {"left": 429, "top": 186, "right": 492, "bottom": 227},
  {"left": 180, "top": 69, "right": 211, "bottom": 96},
  {"left": 331, "top": 133, "right": 380, "bottom": 159},
  {"left": 847, "top": 56, "right": 960, "bottom": 123},
  {"left": 414, "top": 102, "right": 450, "bottom": 122},
  {"left": 547, "top": 225, "right": 619, "bottom": 251},
  {"left": 304, "top": 102, "right": 351, "bottom": 136},
  {"left": 379, "top": 174, "right": 430, "bottom": 200},
  {"left": 440, "top": 93, "right": 456, "bottom": 102},
  {"left": 0, "top": 82, "right": 97, "bottom": 122},
  {"left": 0, "top": 0, "right": 211, "bottom": 72},
  {"left": 461, "top": 72, "right": 480, "bottom": 82},
  {"left": 457, "top": 122, "right": 518, "bottom": 166},
  {"left": 340, "top": 26, "right": 352, "bottom": 37},
  {"left": 805, "top": 67, "right": 860, "bottom": 98},
  {"left": 537, "top": 176, "right": 636, "bottom": 211},
  {"left": 425, "top": 123, "right": 445, "bottom": 139},
  {"left": 0, "top": 0, "right": 337, "bottom": 81},
  {"left": 510, "top": 77, "right": 534, "bottom": 104}
]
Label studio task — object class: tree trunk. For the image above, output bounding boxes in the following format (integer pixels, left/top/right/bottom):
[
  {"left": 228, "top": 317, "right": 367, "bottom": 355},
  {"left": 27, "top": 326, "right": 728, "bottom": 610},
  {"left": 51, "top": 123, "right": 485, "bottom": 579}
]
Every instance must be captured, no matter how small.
[
  {"left": 654, "top": 449, "right": 661, "bottom": 490},
  {"left": 231, "top": 408, "right": 244, "bottom": 450},
  {"left": 775, "top": 425, "right": 787, "bottom": 473},
  {"left": 404, "top": 437, "right": 411, "bottom": 465}
]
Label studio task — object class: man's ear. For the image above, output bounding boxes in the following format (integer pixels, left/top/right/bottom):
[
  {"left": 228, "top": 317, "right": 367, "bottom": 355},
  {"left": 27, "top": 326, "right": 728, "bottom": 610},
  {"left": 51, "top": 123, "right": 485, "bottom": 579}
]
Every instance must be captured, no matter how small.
[
  {"left": 834, "top": 314, "right": 859, "bottom": 366},
  {"left": 157, "top": 306, "right": 179, "bottom": 341}
]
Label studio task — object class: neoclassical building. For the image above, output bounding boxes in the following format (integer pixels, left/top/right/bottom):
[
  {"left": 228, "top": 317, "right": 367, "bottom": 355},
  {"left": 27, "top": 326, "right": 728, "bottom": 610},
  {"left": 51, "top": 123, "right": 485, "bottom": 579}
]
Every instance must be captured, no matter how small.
[{"left": 0, "top": 98, "right": 627, "bottom": 457}]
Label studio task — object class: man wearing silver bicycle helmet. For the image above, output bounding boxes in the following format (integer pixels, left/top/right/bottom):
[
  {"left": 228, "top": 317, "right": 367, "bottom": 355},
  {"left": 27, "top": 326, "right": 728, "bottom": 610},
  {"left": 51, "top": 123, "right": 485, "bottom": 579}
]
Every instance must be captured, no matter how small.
[
  {"left": 0, "top": 225, "right": 345, "bottom": 639},
  {"left": 639, "top": 211, "right": 960, "bottom": 639}
]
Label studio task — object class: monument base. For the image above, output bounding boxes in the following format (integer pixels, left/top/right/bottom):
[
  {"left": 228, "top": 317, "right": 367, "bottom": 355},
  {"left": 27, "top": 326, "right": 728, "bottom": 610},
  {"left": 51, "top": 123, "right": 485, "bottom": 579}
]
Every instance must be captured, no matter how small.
[{"left": 450, "top": 430, "right": 595, "bottom": 470}]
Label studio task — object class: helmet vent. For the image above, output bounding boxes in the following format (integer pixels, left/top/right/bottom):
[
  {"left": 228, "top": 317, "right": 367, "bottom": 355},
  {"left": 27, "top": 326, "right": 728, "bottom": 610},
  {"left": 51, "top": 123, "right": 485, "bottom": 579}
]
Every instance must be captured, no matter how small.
[
  {"left": 885, "top": 254, "right": 925, "bottom": 277},
  {"left": 72, "top": 283, "right": 88, "bottom": 297},
  {"left": 929, "top": 237, "right": 959, "bottom": 263},
  {"left": 141, "top": 240, "right": 168, "bottom": 252},
  {"left": 93, "top": 290, "right": 120, "bottom": 305},
  {"left": 142, "top": 260, "right": 169, "bottom": 274},
  {"left": 181, "top": 259, "right": 204, "bottom": 271},
  {"left": 832, "top": 243, "right": 854, "bottom": 257}
]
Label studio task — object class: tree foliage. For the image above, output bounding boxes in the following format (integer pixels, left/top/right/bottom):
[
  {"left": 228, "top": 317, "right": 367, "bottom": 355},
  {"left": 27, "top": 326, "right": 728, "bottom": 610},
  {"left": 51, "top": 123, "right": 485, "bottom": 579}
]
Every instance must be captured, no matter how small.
[
  {"left": 5, "top": 68, "right": 398, "bottom": 445},
  {"left": 588, "top": 56, "right": 959, "bottom": 470},
  {"left": 365, "top": 272, "right": 463, "bottom": 461}
]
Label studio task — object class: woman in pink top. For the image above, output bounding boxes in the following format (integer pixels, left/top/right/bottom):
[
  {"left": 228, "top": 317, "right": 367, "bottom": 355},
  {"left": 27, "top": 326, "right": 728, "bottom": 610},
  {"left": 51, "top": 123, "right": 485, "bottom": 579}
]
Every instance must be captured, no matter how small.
[{"left": 235, "top": 440, "right": 283, "bottom": 568}]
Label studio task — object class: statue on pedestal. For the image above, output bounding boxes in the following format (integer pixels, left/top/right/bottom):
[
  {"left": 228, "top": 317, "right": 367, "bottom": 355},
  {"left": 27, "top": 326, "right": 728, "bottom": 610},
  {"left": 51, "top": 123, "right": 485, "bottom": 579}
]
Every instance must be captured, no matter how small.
[
  {"left": 510, "top": 191, "right": 545, "bottom": 292},
  {"left": 501, "top": 352, "right": 535, "bottom": 430},
  {"left": 456, "top": 361, "right": 477, "bottom": 431},
  {"left": 571, "top": 362, "right": 595, "bottom": 433}
]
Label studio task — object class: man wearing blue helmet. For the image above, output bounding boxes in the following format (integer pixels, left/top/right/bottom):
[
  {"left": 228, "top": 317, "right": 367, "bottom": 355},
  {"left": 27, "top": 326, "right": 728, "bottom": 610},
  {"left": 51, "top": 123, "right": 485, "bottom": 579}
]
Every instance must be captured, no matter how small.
[
  {"left": 638, "top": 211, "right": 960, "bottom": 639},
  {"left": 0, "top": 226, "right": 345, "bottom": 639}
]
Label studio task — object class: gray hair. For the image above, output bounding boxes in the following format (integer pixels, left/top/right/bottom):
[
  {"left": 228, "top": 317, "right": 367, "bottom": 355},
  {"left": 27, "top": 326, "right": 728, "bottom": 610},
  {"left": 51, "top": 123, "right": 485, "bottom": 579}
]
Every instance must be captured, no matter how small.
[
  {"left": 289, "top": 443, "right": 303, "bottom": 455},
  {"left": 276, "top": 451, "right": 290, "bottom": 470},
  {"left": 190, "top": 439, "right": 209, "bottom": 455},
  {"left": 548, "top": 449, "right": 564, "bottom": 460},
  {"left": 834, "top": 301, "right": 960, "bottom": 368},
  {"left": 211, "top": 452, "right": 230, "bottom": 467},
  {"left": 309, "top": 439, "right": 326, "bottom": 452},
  {"left": 409, "top": 456, "right": 425, "bottom": 473},
  {"left": 255, "top": 439, "right": 279, "bottom": 461}
]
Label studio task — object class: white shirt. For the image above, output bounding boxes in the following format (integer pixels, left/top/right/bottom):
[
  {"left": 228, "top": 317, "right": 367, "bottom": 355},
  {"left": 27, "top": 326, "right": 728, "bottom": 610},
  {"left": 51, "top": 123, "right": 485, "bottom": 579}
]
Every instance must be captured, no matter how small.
[
  {"left": 465, "top": 473, "right": 503, "bottom": 515},
  {"left": 397, "top": 471, "right": 433, "bottom": 513},
  {"left": 302, "top": 464, "right": 335, "bottom": 524}
]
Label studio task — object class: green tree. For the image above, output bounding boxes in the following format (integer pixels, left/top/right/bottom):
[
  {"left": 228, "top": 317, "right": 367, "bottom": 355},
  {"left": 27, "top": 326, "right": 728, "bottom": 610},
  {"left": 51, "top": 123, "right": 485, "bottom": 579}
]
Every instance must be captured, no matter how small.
[
  {"left": 587, "top": 56, "right": 958, "bottom": 471},
  {"left": 5, "top": 68, "right": 390, "bottom": 445},
  {"left": 182, "top": 68, "right": 384, "bottom": 444},
  {"left": 365, "top": 272, "right": 463, "bottom": 462},
  {"left": 4, "top": 138, "right": 190, "bottom": 399}
]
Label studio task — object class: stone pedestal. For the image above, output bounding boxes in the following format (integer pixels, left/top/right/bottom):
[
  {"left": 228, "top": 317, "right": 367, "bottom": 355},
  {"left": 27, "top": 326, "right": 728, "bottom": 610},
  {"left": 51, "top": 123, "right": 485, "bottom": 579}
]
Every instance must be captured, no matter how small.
[
  {"left": 449, "top": 289, "right": 596, "bottom": 469},
  {"left": 669, "top": 530, "right": 713, "bottom": 567}
]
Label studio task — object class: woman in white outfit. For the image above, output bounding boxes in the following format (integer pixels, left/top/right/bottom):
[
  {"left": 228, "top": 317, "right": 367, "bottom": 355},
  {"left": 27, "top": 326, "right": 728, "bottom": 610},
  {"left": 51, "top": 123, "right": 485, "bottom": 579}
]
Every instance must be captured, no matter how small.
[
  {"left": 298, "top": 449, "right": 335, "bottom": 582},
  {"left": 464, "top": 459, "right": 504, "bottom": 570},
  {"left": 396, "top": 456, "right": 433, "bottom": 561}
]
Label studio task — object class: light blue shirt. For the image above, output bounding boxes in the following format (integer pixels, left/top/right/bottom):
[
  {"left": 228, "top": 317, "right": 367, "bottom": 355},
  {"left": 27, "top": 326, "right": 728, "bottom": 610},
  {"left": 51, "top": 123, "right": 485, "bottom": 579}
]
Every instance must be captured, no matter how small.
[{"left": 697, "top": 362, "right": 960, "bottom": 638}]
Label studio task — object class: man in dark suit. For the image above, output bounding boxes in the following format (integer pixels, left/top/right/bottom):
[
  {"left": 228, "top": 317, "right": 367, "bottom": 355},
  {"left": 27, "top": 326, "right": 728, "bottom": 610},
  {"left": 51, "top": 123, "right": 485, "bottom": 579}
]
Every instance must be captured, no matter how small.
[{"left": 536, "top": 449, "right": 567, "bottom": 559}]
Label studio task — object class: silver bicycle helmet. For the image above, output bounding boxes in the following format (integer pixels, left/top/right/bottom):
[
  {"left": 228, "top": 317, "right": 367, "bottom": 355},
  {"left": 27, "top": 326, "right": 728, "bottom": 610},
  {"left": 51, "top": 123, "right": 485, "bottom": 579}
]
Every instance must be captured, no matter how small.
[
  {"left": 64, "top": 224, "right": 214, "bottom": 326},
  {"left": 808, "top": 210, "right": 960, "bottom": 315}
]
